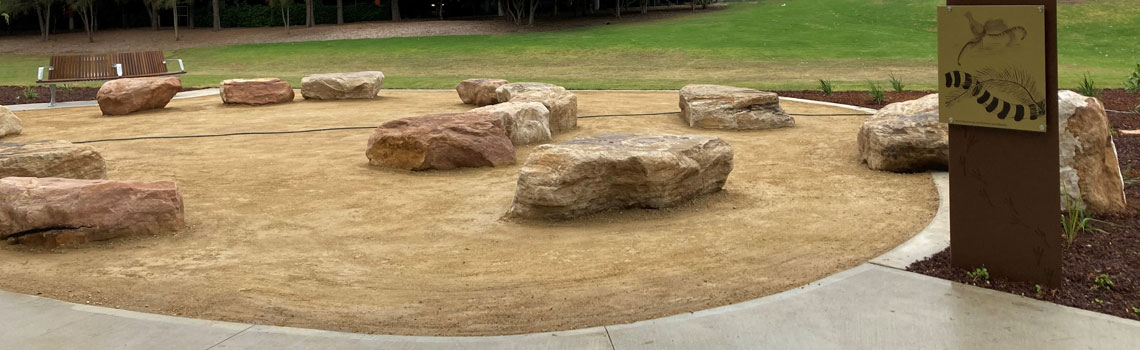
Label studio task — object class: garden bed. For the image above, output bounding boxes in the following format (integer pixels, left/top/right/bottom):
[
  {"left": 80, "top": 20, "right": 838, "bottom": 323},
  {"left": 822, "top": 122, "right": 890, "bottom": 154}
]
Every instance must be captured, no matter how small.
[{"left": 0, "top": 86, "right": 204, "bottom": 105}]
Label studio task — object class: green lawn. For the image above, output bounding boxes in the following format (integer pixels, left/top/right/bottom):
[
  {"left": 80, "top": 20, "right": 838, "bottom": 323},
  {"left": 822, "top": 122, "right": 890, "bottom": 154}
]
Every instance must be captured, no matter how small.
[{"left": 2, "top": 0, "right": 1137, "bottom": 91}]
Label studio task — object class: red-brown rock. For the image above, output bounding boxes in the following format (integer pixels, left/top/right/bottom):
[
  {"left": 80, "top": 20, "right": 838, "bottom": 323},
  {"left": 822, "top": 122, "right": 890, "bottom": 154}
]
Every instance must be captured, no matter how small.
[
  {"left": 220, "top": 78, "right": 295, "bottom": 105},
  {"left": 96, "top": 77, "right": 182, "bottom": 116},
  {"left": 0, "top": 177, "right": 184, "bottom": 248},
  {"left": 366, "top": 112, "right": 516, "bottom": 171},
  {"left": 0, "top": 140, "right": 107, "bottom": 179},
  {"left": 456, "top": 78, "right": 508, "bottom": 106}
]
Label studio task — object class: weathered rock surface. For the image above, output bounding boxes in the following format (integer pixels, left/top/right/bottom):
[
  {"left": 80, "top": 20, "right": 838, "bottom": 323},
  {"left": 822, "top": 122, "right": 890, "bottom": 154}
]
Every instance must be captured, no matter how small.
[
  {"left": 471, "top": 101, "right": 552, "bottom": 145},
  {"left": 679, "top": 84, "right": 794, "bottom": 130},
  {"left": 1, "top": 141, "right": 107, "bottom": 179},
  {"left": 366, "top": 112, "right": 516, "bottom": 171},
  {"left": 0, "top": 106, "right": 22, "bottom": 138},
  {"left": 457, "top": 78, "right": 508, "bottom": 106},
  {"left": 507, "top": 134, "right": 734, "bottom": 220},
  {"left": 495, "top": 82, "right": 578, "bottom": 133},
  {"left": 0, "top": 177, "right": 184, "bottom": 248},
  {"left": 857, "top": 94, "right": 948, "bottom": 172},
  {"left": 301, "top": 71, "right": 385, "bottom": 100},
  {"left": 96, "top": 77, "right": 182, "bottom": 116},
  {"left": 220, "top": 78, "right": 295, "bottom": 105},
  {"left": 1058, "top": 90, "right": 1127, "bottom": 213}
]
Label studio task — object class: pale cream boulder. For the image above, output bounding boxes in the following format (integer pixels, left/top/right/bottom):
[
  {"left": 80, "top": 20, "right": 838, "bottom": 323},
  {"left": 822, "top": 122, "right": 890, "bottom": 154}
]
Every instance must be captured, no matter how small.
[
  {"left": 301, "top": 71, "right": 385, "bottom": 100},
  {"left": 0, "top": 177, "right": 185, "bottom": 248},
  {"left": 220, "top": 78, "right": 295, "bottom": 105},
  {"left": 679, "top": 84, "right": 794, "bottom": 130},
  {"left": 1058, "top": 90, "right": 1126, "bottom": 213},
  {"left": 0, "top": 106, "right": 21, "bottom": 138},
  {"left": 1, "top": 140, "right": 107, "bottom": 179},
  {"left": 457, "top": 78, "right": 508, "bottom": 106},
  {"left": 96, "top": 77, "right": 182, "bottom": 116},
  {"left": 495, "top": 82, "right": 578, "bottom": 133},
  {"left": 507, "top": 134, "right": 734, "bottom": 220},
  {"left": 366, "top": 112, "right": 516, "bottom": 171},
  {"left": 470, "top": 101, "right": 552, "bottom": 146},
  {"left": 857, "top": 94, "right": 948, "bottom": 172}
]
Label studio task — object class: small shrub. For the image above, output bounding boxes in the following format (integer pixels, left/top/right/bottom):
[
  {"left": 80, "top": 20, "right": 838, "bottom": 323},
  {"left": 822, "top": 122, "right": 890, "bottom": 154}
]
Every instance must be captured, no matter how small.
[
  {"left": 1034, "top": 284, "right": 1044, "bottom": 297},
  {"left": 23, "top": 86, "right": 38, "bottom": 100},
  {"left": 967, "top": 267, "right": 989, "bottom": 282},
  {"left": 818, "top": 79, "right": 833, "bottom": 96},
  {"left": 1132, "top": 307, "right": 1140, "bottom": 314},
  {"left": 1094, "top": 273, "right": 1114, "bottom": 291},
  {"left": 888, "top": 73, "right": 905, "bottom": 92},
  {"left": 1094, "top": 298, "right": 1104, "bottom": 304},
  {"left": 1077, "top": 73, "right": 1100, "bottom": 98},
  {"left": 868, "top": 81, "right": 885, "bottom": 105},
  {"left": 1124, "top": 63, "right": 1140, "bottom": 94},
  {"left": 1061, "top": 187, "right": 1108, "bottom": 244}
]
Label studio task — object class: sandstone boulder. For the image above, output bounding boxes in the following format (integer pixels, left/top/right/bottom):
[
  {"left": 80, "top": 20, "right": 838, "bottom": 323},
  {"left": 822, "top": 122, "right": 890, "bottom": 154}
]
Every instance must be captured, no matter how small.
[
  {"left": 1058, "top": 90, "right": 1127, "bottom": 213},
  {"left": 1, "top": 140, "right": 107, "bottom": 179},
  {"left": 679, "top": 84, "right": 794, "bottom": 130},
  {"left": 220, "top": 78, "right": 295, "bottom": 105},
  {"left": 0, "top": 106, "right": 21, "bottom": 138},
  {"left": 0, "top": 177, "right": 184, "bottom": 248},
  {"left": 471, "top": 101, "right": 552, "bottom": 146},
  {"left": 457, "top": 78, "right": 508, "bottom": 106},
  {"left": 366, "top": 112, "right": 516, "bottom": 171},
  {"left": 857, "top": 94, "right": 948, "bottom": 172},
  {"left": 301, "top": 71, "right": 385, "bottom": 100},
  {"left": 508, "top": 134, "right": 733, "bottom": 220},
  {"left": 495, "top": 82, "right": 578, "bottom": 133},
  {"left": 96, "top": 77, "right": 182, "bottom": 116}
]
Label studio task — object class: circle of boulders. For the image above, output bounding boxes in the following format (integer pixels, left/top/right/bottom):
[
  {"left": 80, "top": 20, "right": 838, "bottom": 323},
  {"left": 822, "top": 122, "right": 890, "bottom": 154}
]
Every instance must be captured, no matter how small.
[
  {"left": 457, "top": 78, "right": 509, "bottom": 107},
  {"left": 366, "top": 111, "right": 516, "bottom": 171},
  {"left": 495, "top": 82, "right": 578, "bottom": 133},
  {"left": 96, "top": 77, "right": 182, "bottom": 116},
  {"left": 220, "top": 78, "right": 295, "bottom": 105},
  {"left": 679, "top": 84, "right": 794, "bottom": 130},
  {"left": 507, "top": 134, "right": 734, "bottom": 220},
  {"left": 470, "top": 101, "right": 553, "bottom": 146},
  {"left": 1, "top": 140, "right": 107, "bottom": 180},
  {"left": 301, "top": 71, "right": 385, "bottom": 100}
]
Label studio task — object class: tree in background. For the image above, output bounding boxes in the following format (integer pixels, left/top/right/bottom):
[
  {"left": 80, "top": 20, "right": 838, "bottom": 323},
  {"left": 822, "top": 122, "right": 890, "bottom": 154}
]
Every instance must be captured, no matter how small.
[
  {"left": 143, "top": 0, "right": 159, "bottom": 30},
  {"left": 303, "top": 0, "right": 312, "bottom": 27},
  {"left": 211, "top": 0, "right": 219, "bottom": 30},
  {"left": 391, "top": 0, "right": 399, "bottom": 21},
  {"left": 1, "top": 0, "right": 9, "bottom": 24},
  {"left": 66, "top": 0, "right": 95, "bottom": 42},
  {"left": 269, "top": 0, "right": 293, "bottom": 33},
  {"left": 3, "top": 0, "right": 57, "bottom": 40}
]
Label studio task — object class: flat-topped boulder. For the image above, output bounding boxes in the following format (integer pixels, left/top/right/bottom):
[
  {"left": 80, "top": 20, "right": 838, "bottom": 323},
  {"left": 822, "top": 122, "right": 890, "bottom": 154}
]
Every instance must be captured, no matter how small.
[
  {"left": 366, "top": 112, "right": 516, "bottom": 171},
  {"left": 857, "top": 94, "right": 947, "bottom": 173},
  {"left": 0, "top": 177, "right": 184, "bottom": 248},
  {"left": 0, "top": 106, "right": 21, "bottom": 138},
  {"left": 301, "top": 71, "right": 385, "bottom": 100},
  {"left": 471, "top": 101, "right": 552, "bottom": 146},
  {"left": 457, "top": 78, "right": 508, "bottom": 106},
  {"left": 508, "top": 134, "right": 733, "bottom": 220},
  {"left": 96, "top": 77, "right": 182, "bottom": 116},
  {"left": 495, "top": 82, "right": 578, "bottom": 133},
  {"left": 220, "top": 78, "right": 295, "bottom": 105},
  {"left": 1058, "top": 90, "right": 1127, "bottom": 213},
  {"left": 1, "top": 140, "right": 107, "bottom": 179},
  {"left": 679, "top": 84, "right": 794, "bottom": 130}
]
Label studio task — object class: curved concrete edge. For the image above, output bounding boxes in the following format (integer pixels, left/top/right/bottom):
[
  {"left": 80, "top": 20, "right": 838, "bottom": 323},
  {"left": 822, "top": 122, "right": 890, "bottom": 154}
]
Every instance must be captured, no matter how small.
[
  {"left": 871, "top": 171, "right": 950, "bottom": 269},
  {"left": 6, "top": 88, "right": 222, "bottom": 112},
  {"left": 778, "top": 96, "right": 879, "bottom": 114}
]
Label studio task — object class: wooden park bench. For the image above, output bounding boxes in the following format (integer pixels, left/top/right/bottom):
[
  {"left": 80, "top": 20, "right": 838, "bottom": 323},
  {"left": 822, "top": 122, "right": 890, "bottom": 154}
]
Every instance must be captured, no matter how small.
[{"left": 35, "top": 51, "right": 186, "bottom": 106}]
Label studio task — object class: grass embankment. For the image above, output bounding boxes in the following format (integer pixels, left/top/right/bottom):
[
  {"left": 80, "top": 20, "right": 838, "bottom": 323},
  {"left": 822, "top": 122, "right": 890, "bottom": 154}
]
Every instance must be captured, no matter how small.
[{"left": 0, "top": 0, "right": 1136, "bottom": 90}]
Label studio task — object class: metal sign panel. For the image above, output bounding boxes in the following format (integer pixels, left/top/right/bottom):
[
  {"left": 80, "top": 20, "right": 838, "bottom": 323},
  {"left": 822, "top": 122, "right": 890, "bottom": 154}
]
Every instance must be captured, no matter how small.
[{"left": 938, "top": 5, "right": 1046, "bottom": 132}]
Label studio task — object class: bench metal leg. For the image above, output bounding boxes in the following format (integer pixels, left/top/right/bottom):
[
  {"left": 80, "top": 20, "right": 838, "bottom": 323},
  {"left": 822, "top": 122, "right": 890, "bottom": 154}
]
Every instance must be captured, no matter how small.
[{"left": 49, "top": 84, "right": 57, "bottom": 106}]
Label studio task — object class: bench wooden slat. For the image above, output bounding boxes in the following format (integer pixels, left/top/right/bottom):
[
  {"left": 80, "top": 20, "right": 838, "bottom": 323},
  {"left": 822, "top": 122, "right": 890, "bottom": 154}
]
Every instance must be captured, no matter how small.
[{"left": 38, "top": 51, "right": 184, "bottom": 84}]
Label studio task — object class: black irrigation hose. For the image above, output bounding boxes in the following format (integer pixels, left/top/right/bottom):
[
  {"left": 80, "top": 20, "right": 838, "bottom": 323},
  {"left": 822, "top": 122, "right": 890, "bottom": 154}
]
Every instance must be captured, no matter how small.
[
  {"left": 1107, "top": 109, "right": 1139, "bottom": 115},
  {"left": 71, "top": 111, "right": 877, "bottom": 144}
]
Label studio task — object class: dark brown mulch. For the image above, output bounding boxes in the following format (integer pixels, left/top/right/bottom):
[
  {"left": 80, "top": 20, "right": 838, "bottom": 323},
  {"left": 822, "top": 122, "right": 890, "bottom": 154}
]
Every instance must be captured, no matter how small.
[
  {"left": 776, "top": 90, "right": 936, "bottom": 110},
  {"left": 908, "top": 132, "right": 1140, "bottom": 322},
  {"left": 0, "top": 86, "right": 205, "bottom": 106},
  {"left": 1100, "top": 89, "right": 1140, "bottom": 131}
]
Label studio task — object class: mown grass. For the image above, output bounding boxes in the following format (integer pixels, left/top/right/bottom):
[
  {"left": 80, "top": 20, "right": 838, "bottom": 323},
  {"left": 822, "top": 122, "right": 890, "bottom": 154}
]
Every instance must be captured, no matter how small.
[{"left": 0, "top": 0, "right": 1136, "bottom": 90}]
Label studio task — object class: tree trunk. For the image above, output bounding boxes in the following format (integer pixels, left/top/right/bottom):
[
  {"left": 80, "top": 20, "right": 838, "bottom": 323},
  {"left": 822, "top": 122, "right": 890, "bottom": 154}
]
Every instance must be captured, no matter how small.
[
  {"left": 391, "top": 0, "right": 400, "bottom": 21},
  {"left": 642, "top": 0, "right": 648, "bottom": 14},
  {"left": 148, "top": 3, "right": 159, "bottom": 30},
  {"left": 35, "top": 6, "right": 51, "bottom": 41},
  {"left": 281, "top": 6, "right": 290, "bottom": 33},
  {"left": 527, "top": 0, "right": 537, "bottom": 25},
  {"left": 690, "top": 1, "right": 695, "bottom": 11},
  {"left": 336, "top": 0, "right": 342, "bottom": 24},
  {"left": 79, "top": 5, "right": 93, "bottom": 43},
  {"left": 304, "top": 0, "right": 312, "bottom": 27},
  {"left": 173, "top": 4, "right": 180, "bottom": 40},
  {"left": 188, "top": 0, "right": 196, "bottom": 28},
  {"left": 212, "top": 0, "right": 221, "bottom": 31},
  {"left": 614, "top": 0, "right": 620, "bottom": 18}
]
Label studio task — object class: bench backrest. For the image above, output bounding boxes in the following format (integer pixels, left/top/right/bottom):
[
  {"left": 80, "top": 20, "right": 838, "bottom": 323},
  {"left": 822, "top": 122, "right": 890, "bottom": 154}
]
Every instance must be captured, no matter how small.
[{"left": 46, "top": 51, "right": 175, "bottom": 82}]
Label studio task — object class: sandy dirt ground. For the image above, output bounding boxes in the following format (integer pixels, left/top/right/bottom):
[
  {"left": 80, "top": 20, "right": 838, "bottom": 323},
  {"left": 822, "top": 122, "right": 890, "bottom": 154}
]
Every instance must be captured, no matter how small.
[{"left": 0, "top": 91, "right": 937, "bottom": 336}]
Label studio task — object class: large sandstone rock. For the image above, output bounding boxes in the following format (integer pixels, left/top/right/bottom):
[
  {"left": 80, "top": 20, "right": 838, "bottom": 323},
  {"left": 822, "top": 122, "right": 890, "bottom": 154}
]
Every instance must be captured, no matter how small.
[
  {"left": 366, "top": 112, "right": 516, "bottom": 171},
  {"left": 301, "top": 71, "right": 385, "bottom": 100},
  {"left": 495, "top": 82, "right": 578, "bottom": 133},
  {"left": 1058, "top": 90, "right": 1127, "bottom": 213},
  {"left": 857, "top": 94, "right": 948, "bottom": 172},
  {"left": 471, "top": 101, "right": 552, "bottom": 146},
  {"left": 1, "top": 141, "right": 107, "bottom": 179},
  {"left": 0, "top": 106, "right": 21, "bottom": 138},
  {"left": 96, "top": 77, "right": 182, "bottom": 116},
  {"left": 679, "top": 84, "right": 794, "bottom": 130},
  {"left": 220, "top": 78, "right": 295, "bottom": 105},
  {"left": 507, "top": 134, "right": 734, "bottom": 220},
  {"left": 457, "top": 78, "right": 508, "bottom": 106},
  {"left": 0, "top": 177, "right": 184, "bottom": 248}
]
